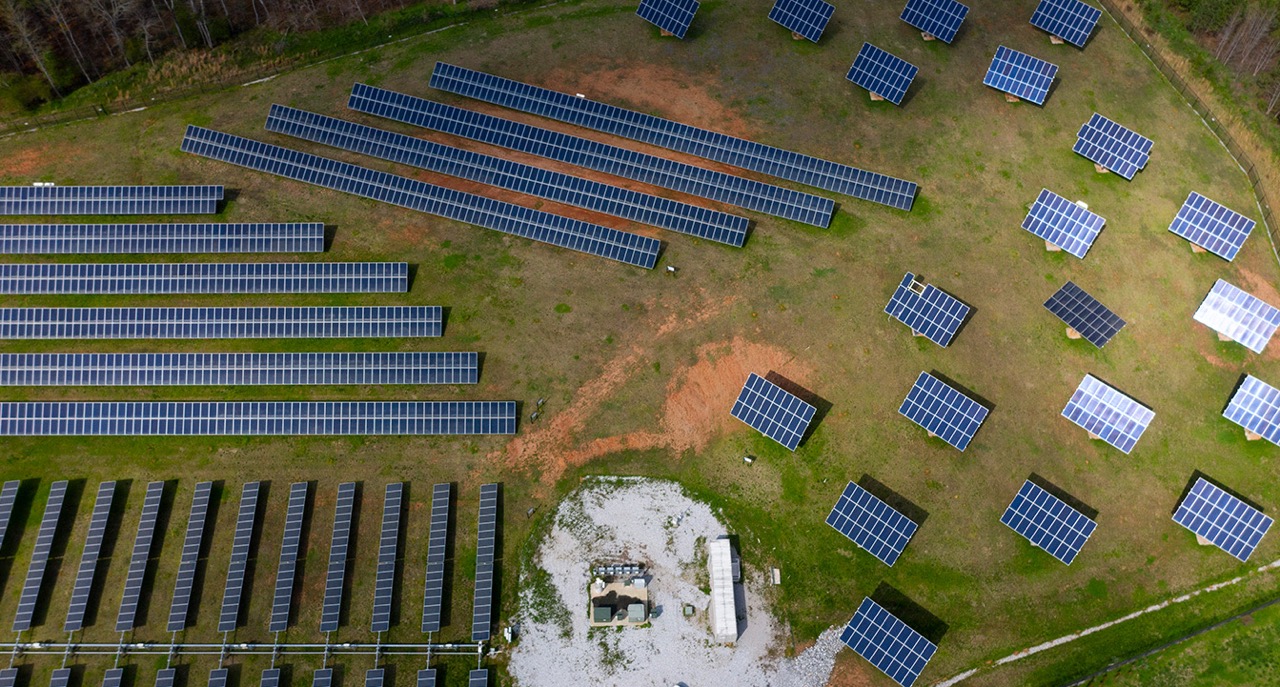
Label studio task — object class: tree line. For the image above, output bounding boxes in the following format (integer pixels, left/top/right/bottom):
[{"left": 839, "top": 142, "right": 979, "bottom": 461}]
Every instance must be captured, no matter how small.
[{"left": 1173, "top": 0, "right": 1280, "bottom": 116}]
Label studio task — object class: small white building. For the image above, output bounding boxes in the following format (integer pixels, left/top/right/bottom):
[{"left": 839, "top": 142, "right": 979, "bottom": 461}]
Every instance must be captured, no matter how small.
[{"left": 707, "top": 538, "right": 739, "bottom": 643}]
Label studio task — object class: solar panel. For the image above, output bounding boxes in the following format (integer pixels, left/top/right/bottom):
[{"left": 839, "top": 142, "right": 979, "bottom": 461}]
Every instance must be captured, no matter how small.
[
  {"left": 1073, "top": 113, "right": 1153, "bottom": 180},
  {"left": 320, "top": 482, "right": 356, "bottom": 632},
  {"left": 899, "top": 0, "right": 969, "bottom": 43},
  {"left": 1030, "top": 0, "right": 1102, "bottom": 48},
  {"left": 636, "top": 0, "right": 698, "bottom": 38},
  {"left": 208, "top": 669, "right": 228, "bottom": 687},
  {"left": 422, "top": 483, "right": 451, "bottom": 633},
  {"left": 116, "top": 481, "right": 164, "bottom": 632},
  {"left": 267, "top": 106, "right": 748, "bottom": 247},
  {"left": 365, "top": 670, "right": 384, "bottom": 687},
  {"left": 0, "top": 185, "right": 223, "bottom": 216},
  {"left": 0, "top": 670, "right": 14, "bottom": 687},
  {"left": 416, "top": 669, "right": 437, "bottom": 687},
  {"left": 183, "top": 126, "right": 661, "bottom": 270},
  {"left": 0, "top": 223, "right": 326, "bottom": 254},
  {"left": 1224, "top": 375, "right": 1280, "bottom": 445},
  {"left": 103, "top": 669, "right": 123, "bottom": 687},
  {"left": 0, "top": 262, "right": 409, "bottom": 295},
  {"left": 1000, "top": 480, "right": 1097, "bottom": 565},
  {"left": 768, "top": 0, "right": 834, "bottom": 42},
  {"left": 64, "top": 481, "right": 117, "bottom": 632},
  {"left": 847, "top": 44, "right": 918, "bottom": 106},
  {"left": 50, "top": 668, "right": 71, "bottom": 687},
  {"left": 168, "top": 481, "right": 213, "bottom": 632},
  {"left": 261, "top": 669, "right": 280, "bottom": 687},
  {"left": 472, "top": 483, "right": 499, "bottom": 642},
  {"left": 468, "top": 670, "right": 488, "bottom": 687},
  {"left": 1173, "top": 477, "right": 1273, "bottom": 562},
  {"left": 1193, "top": 279, "right": 1280, "bottom": 354},
  {"left": 270, "top": 482, "right": 308, "bottom": 633},
  {"left": 1043, "top": 281, "right": 1126, "bottom": 348},
  {"left": 371, "top": 482, "right": 403, "bottom": 632},
  {"left": 312, "top": 669, "right": 332, "bottom": 687},
  {"left": 983, "top": 46, "right": 1058, "bottom": 105},
  {"left": 427, "top": 64, "right": 919, "bottom": 211},
  {"left": 840, "top": 597, "right": 937, "bottom": 687},
  {"left": 348, "top": 83, "right": 835, "bottom": 227},
  {"left": 1168, "top": 192, "right": 1256, "bottom": 261},
  {"left": 0, "top": 306, "right": 442, "bottom": 340},
  {"left": 13, "top": 480, "right": 67, "bottom": 631},
  {"left": 1061, "top": 374, "right": 1154, "bottom": 454},
  {"left": 155, "top": 666, "right": 176, "bottom": 685},
  {"left": 729, "top": 373, "right": 816, "bottom": 451},
  {"left": 0, "top": 480, "right": 21, "bottom": 552},
  {"left": 884, "top": 273, "right": 970, "bottom": 347},
  {"left": 898, "top": 372, "right": 988, "bottom": 451},
  {"left": 219, "top": 481, "right": 261, "bottom": 633},
  {"left": 1021, "top": 189, "right": 1105, "bottom": 259},
  {"left": 825, "top": 482, "right": 918, "bottom": 566}
]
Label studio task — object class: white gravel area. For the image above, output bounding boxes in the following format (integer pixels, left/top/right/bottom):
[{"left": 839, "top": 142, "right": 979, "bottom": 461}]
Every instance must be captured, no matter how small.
[{"left": 508, "top": 477, "right": 841, "bottom": 687}]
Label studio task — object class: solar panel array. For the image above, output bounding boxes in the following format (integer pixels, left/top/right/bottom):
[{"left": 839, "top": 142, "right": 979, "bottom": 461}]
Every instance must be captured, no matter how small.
[
  {"left": 1061, "top": 374, "right": 1154, "bottom": 454},
  {"left": 321, "top": 482, "right": 356, "bottom": 632},
  {"left": 983, "top": 46, "right": 1058, "bottom": 105},
  {"left": 208, "top": 669, "right": 228, "bottom": 687},
  {"left": 219, "top": 481, "right": 261, "bottom": 633},
  {"left": 1073, "top": 113, "right": 1152, "bottom": 180},
  {"left": 847, "top": 44, "right": 919, "bottom": 106},
  {"left": 168, "top": 481, "right": 213, "bottom": 632},
  {"left": 729, "top": 372, "right": 817, "bottom": 451},
  {"left": 183, "top": 126, "right": 661, "bottom": 269},
  {"left": 422, "top": 483, "right": 451, "bottom": 633},
  {"left": 899, "top": 0, "right": 969, "bottom": 43},
  {"left": 1000, "top": 480, "right": 1097, "bottom": 565},
  {"left": 0, "top": 223, "right": 325, "bottom": 255},
  {"left": 1030, "top": 0, "right": 1102, "bottom": 48},
  {"left": 64, "top": 481, "right": 116, "bottom": 632},
  {"left": 312, "top": 669, "right": 332, "bottom": 687},
  {"left": 0, "top": 261, "right": 408, "bottom": 295},
  {"left": 1224, "top": 375, "right": 1280, "bottom": 445},
  {"left": 1021, "top": 189, "right": 1105, "bottom": 259},
  {"left": 0, "top": 306, "right": 442, "bottom": 340},
  {"left": 13, "top": 480, "right": 67, "bottom": 631},
  {"left": 427, "top": 63, "right": 920, "bottom": 211},
  {"left": 841, "top": 597, "right": 937, "bottom": 687},
  {"left": 417, "top": 670, "right": 437, "bottom": 687},
  {"left": 1167, "top": 192, "right": 1256, "bottom": 261},
  {"left": 898, "top": 372, "right": 989, "bottom": 451},
  {"left": 825, "top": 481, "right": 919, "bottom": 566},
  {"left": 0, "top": 185, "right": 223, "bottom": 216},
  {"left": 468, "top": 670, "right": 488, "bottom": 687},
  {"left": 102, "top": 669, "right": 122, "bottom": 687},
  {"left": 768, "top": 0, "right": 834, "bottom": 42},
  {"left": 636, "top": 0, "right": 699, "bottom": 38},
  {"left": 884, "top": 273, "right": 970, "bottom": 347},
  {"left": 365, "top": 670, "right": 384, "bottom": 687},
  {"left": 0, "top": 481, "right": 18, "bottom": 551},
  {"left": 1044, "top": 281, "right": 1126, "bottom": 348},
  {"left": 270, "top": 483, "right": 309, "bottom": 633},
  {"left": 117, "top": 481, "right": 164, "bottom": 632},
  {"left": 1173, "top": 477, "right": 1273, "bottom": 562},
  {"left": 261, "top": 669, "right": 280, "bottom": 687},
  {"left": 50, "top": 669, "right": 71, "bottom": 687},
  {"left": 348, "top": 84, "right": 835, "bottom": 227},
  {"left": 472, "top": 483, "right": 499, "bottom": 642},
  {"left": 267, "top": 105, "right": 748, "bottom": 247},
  {"left": 371, "top": 482, "right": 403, "bottom": 632},
  {"left": 1193, "top": 279, "right": 1280, "bottom": 354}
]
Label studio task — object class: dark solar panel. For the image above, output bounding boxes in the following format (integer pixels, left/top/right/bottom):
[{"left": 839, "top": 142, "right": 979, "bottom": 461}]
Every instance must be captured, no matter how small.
[
  {"left": 768, "top": 0, "right": 834, "bottom": 42},
  {"left": 13, "top": 480, "right": 68, "bottom": 631},
  {"left": 0, "top": 185, "right": 222, "bottom": 216},
  {"left": 208, "top": 670, "right": 228, "bottom": 687},
  {"left": 50, "top": 669, "right": 71, "bottom": 687},
  {"left": 312, "top": 669, "right": 332, "bottom": 687},
  {"left": 422, "top": 483, "right": 451, "bottom": 633},
  {"left": 847, "top": 43, "right": 918, "bottom": 106},
  {"left": 636, "top": 0, "right": 699, "bottom": 37},
  {"left": 0, "top": 669, "right": 14, "bottom": 687},
  {"left": 116, "top": 481, "right": 164, "bottom": 631},
  {"left": 1173, "top": 477, "right": 1273, "bottom": 562},
  {"left": 260, "top": 670, "right": 280, "bottom": 687},
  {"left": 65, "top": 481, "right": 117, "bottom": 632},
  {"left": 899, "top": 0, "right": 969, "bottom": 43},
  {"left": 219, "top": 482, "right": 261, "bottom": 633},
  {"left": 270, "top": 483, "right": 308, "bottom": 633},
  {"left": 0, "top": 223, "right": 325, "bottom": 255},
  {"left": 416, "top": 669, "right": 436, "bottom": 687},
  {"left": 364, "top": 669, "right": 383, "bottom": 687},
  {"left": 467, "top": 670, "right": 487, "bottom": 687},
  {"left": 472, "top": 483, "right": 499, "bottom": 642},
  {"left": 0, "top": 481, "right": 20, "bottom": 552},
  {"left": 320, "top": 482, "right": 356, "bottom": 632},
  {"left": 0, "top": 306, "right": 442, "bottom": 340},
  {"left": 155, "top": 668, "right": 176, "bottom": 687},
  {"left": 371, "top": 482, "right": 403, "bottom": 632},
  {"left": 168, "top": 481, "right": 213, "bottom": 632},
  {"left": 0, "top": 262, "right": 408, "bottom": 295},
  {"left": 1043, "top": 281, "right": 1126, "bottom": 348}
]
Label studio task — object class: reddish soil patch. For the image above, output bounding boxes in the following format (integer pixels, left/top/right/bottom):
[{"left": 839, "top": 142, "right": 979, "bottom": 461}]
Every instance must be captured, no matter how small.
[
  {"left": 824, "top": 653, "right": 875, "bottom": 687},
  {"left": 0, "top": 145, "right": 52, "bottom": 178},
  {"left": 1237, "top": 266, "right": 1280, "bottom": 361}
]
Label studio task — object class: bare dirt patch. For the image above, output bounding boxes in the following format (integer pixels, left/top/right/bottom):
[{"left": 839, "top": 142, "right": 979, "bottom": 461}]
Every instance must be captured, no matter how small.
[
  {"left": 0, "top": 145, "right": 53, "bottom": 178},
  {"left": 824, "top": 655, "right": 876, "bottom": 687}
]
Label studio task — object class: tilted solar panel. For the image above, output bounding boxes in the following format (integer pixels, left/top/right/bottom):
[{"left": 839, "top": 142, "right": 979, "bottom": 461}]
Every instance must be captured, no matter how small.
[
  {"left": 1061, "top": 374, "right": 1154, "bottom": 454},
  {"left": 468, "top": 670, "right": 488, "bottom": 687},
  {"left": 371, "top": 482, "right": 403, "bottom": 632},
  {"left": 0, "top": 670, "right": 14, "bottom": 687},
  {"left": 1043, "top": 281, "right": 1126, "bottom": 348},
  {"left": 1021, "top": 189, "right": 1105, "bottom": 259},
  {"left": 472, "top": 483, "right": 499, "bottom": 642},
  {"left": 102, "top": 669, "right": 123, "bottom": 687},
  {"left": 899, "top": 0, "right": 969, "bottom": 43},
  {"left": 168, "top": 481, "right": 213, "bottom": 632},
  {"left": 0, "top": 185, "right": 222, "bottom": 216},
  {"left": 1000, "top": 480, "right": 1096, "bottom": 565},
  {"left": 422, "top": 483, "right": 451, "bottom": 633},
  {"left": 260, "top": 669, "right": 280, "bottom": 687},
  {"left": 898, "top": 372, "right": 988, "bottom": 451},
  {"left": 636, "top": 0, "right": 699, "bottom": 38},
  {"left": 0, "top": 481, "right": 18, "bottom": 552},
  {"left": 884, "top": 273, "right": 970, "bottom": 347},
  {"left": 0, "top": 262, "right": 408, "bottom": 295},
  {"left": 0, "top": 306, "right": 442, "bottom": 340},
  {"left": 13, "top": 480, "right": 68, "bottom": 631},
  {"left": 983, "top": 46, "right": 1058, "bottom": 105},
  {"left": 312, "top": 669, "right": 332, "bottom": 687},
  {"left": 208, "top": 669, "right": 228, "bottom": 687},
  {"left": 1224, "top": 375, "right": 1280, "bottom": 446},
  {"left": 320, "top": 482, "right": 356, "bottom": 632},
  {"left": 847, "top": 44, "right": 919, "bottom": 106},
  {"left": 0, "top": 223, "right": 326, "bottom": 255},
  {"left": 841, "top": 597, "right": 937, "bottom": 687},
  {"left": 365, "top": 670, "right": 384, "bottom": 687},
  {"left": 219, "top": 481, "right": 261, "bottom": 633},
  {"left": 769, "top": 0, "right": 834, "bottom": 42},
  {"left": 729, "top": 372, "right": 817, "bottom": 451},
  {"left": 270, "top": 483, "right": 309, "bottom": 633},
  {"left": 65, "top": 481, "right": 117, "bottom": 632},
  {"left": 50, "top": 669, "right": 71, "bottom": 687},
  {"left": 116, "top": 481, "right": 164, "bottom": 631},
  {"left": 825, "top": 482, "right": 918, "bottom": 566},
  {"left": 1168, "top": 192, "right": 1256, "bottom": 261},
  {"left": 1073, "top": 113, "right": 1152, "bottom": 180},
  {"left": 417, "top": 669, "right": 437, "bottom": 687},
  {"left": 1173, "top": 477, "right": 1273, "bottom": 562},
  {"left": 1193, "top": 279, "right": 1280, "bottom": 354},
  {"left": 427, "top": 64, "right": 919, "bottom": 211},
  {"left": 1030, "top": 0, "right": 1102, "bottom": 48}
]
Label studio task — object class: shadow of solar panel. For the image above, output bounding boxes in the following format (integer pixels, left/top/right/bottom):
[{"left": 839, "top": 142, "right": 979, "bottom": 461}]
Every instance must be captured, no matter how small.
[
  {"left": 1073, "top": 113, "right": 1152, "bottom": 180},
  {"left": 0, "top": 186, "right": 223, "bottom": 216},
  {"left": 219, "top": 482, "right": 261, "bottom": 633},
  {"left": 417, "top": 669, "right": 437, "bottom": 687},
  {"left": 1225, "top": 375, "right": 1280, "bottom": 446},
  {"left": 321, "top": 482, "right": 356, "bottom": 632},
  {"left": 422, "top": 483, "right": 451, "bottom": 633},
  {"left": 472, "top": 483, "right": 499, "bottom": 641},
  {"left": 117, "top": 481, "right": 163, "bottom": 632},
  {"left": 847, "top": 44, "right": 918, "bottom": 106},
  {"left": 983, "top": 46, "right": 1058, "bottom": 105},
  {"left": 102, "top": 669, "right": 123, "bottom": 687},
  {"left": 65, "top": 481, "right": 116, "bottom": 632},
  {"left": 840, "top": 597, "right": 937, "bottom": 687},
  {"left": 0, "top": 481, "right": 18, "bottom": 552},
  {"left": 427, "top": 64, "right": 918, "bottom": 211},
  {"left": 898, "top": 372, "right": 988, "bottom": 451},
  {"left": 208, "top": 670, "right": 227, "bottom": 687},
  {"left": 348, "top": 84, "right": 834, "bottom": 227},
  {"left": 1030, "top": 0, "right": 1101, "bottom": 47},
  {"left": 169, "top": 481, "right": 213, "bottom": 632},
  {"left": 468, "top": 670, "right": 488, "bottom": 687},
  {"left": 1000, "top": 480, "right": 1096, "bottom": 565},
  {"left": 884, "top": 273, "right": 969, "bottom": 347},
  {"left": 312, "top": 669, "right": 332, "bottom": 687},
  {"left": 900, "top": 0, "right": 969, "bottom": 43},
  {"left": 364, "top": 670, "right": 383, "bottom": 687},
  {"left": 825, "top": 482, "right": 918, "bottom": 566},
  {"left": 1061, "top": 375, "right": 1154, "bottom": 454},
  {"left": 1044, "top": 281, "right": 1125, "bottom": 348},
  {"left": 0, "top": 223, "right": 326, "bottom": 255},
  {"left": 769, "top": 0, "right": 834, "bottom": 42},
  {"left": 14, "top": 480, "right": 67, "bottom": 631},
  {"left": 1021, "top": 189, "right": 1105, "bottom": 259},
  {"left": 729, "top": 372, "right": 817, "bottom": 451},
  {"left": 260, "top": 670, "right": 280, "bottom": 687},
  {"left": 636, "top": 0, "right": 699, "bottom": 38},
  {"left": 0, "top": 262, "right": 408, "bottom": 295},
  {"left": 372, "top": 482, "right": 402, "bottom": 632},
  {"left": 1168, "top": 192, "right": 1256, "bottom": 261},
  {"left": 182, "top": 127, "right": 660, "bottom": 269},
  {"left": 1173, "top": 477, "right": 1273, "bottom": 562},
  {"left": 0, "top": 306, "right": 442, "bottom": 340},
  {"left": 270, "top": 483, "right": 309, "bottom": 633},
  {"left": 1193, "top": 279, "right": 1280, "bottom": 354}
]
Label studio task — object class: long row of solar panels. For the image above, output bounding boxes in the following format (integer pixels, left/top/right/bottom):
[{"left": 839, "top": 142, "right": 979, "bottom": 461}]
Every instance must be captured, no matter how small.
[
  {"left": 0, "top": 261, "right": 408, "bottom": 294},
  {"left": 0, "top": 481, "right": 19, "bottom": 552},
  {"left": 321, "top": 482, "right": 356, "bottom": 632},
  {"left": 64, "top": 481, "right": 116, "bottom": 632},
  {"left": 0, "top": 306, "right": 442, "bottom": 340},
  {"left": 219, "top": 482, "right": 261, "bottom": 633},
  {"left": 472, "top": 483, "right": 499, "bottom": 642},
  {"left": 0, "top": 185, "right": 223, "bottom": 216},
  {"left": 270, "top": 483, "right": 308, "bottom": 633},
  {"left": 371, "top": 482, "right": 403, "bottom": 633},
  {"left": 168, "top": 481, "right": 213, "bottom": 632},
  {"left": 13, "top": 480, "right": 67, "bottom": 632},
  {"left": 0, "top": 223, "right": 325, "bottom": 254},
  {"left": 422, "top": 483, "right": 451, "bottom": 633},
  {"left": 117, "top": 482, "right": 164, "bottom": 632},
  {"left": 182, "top": 126, "right": 662, "bottom": 269}
]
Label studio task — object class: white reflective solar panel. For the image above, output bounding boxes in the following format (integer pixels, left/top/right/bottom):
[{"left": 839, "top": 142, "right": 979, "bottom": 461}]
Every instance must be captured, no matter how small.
[
  {"left": 899, "top": 0, "right": 969, "bottom": 43},
  {"left": 1168, "top": 192, "right": 1256, "bottom": 261},
  {"left": 825, "top": 482, "right": 918, "bottom": 566},
  {"left": 1021, "top": 189, "right": 1105, "bottom": 259},
  {"left": 1061, "top": 374, "right": 1154, "bottom": 454},
  {"left": 1193, "top": 279, "right": 1280, "bottom": 354},
  {"left": 847, "top": 44, "right": 919, "bottom": 106},
  {"left": 1173, "top": 477, "right": 1273, "bottom": 562},
  {"left": 983, "top": 46, "right": 1058, "bottom": 105},
  {"left": 840, "top": 597, "right": 937, "bottom": 687},
  {"left": 729, "top": 373, "right": 817, "bottom": 451},
  {"left": 1030, "top": 0, "right": 1102, "bottom": 48},
  {"left": 1000, "top": 480, "right": 1096, "bottom": 565},
  {"left": 769, "top": 0, "right": 834, "bottom": 42},
  {"left": 1224, "top": 375, "right": 1280, "bottom": 446}
]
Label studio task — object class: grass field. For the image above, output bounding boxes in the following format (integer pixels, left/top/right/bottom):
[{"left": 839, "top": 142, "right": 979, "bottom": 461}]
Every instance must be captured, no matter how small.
[{"left": 1, "top": 0, "right": 1279, "bottom": 685}]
